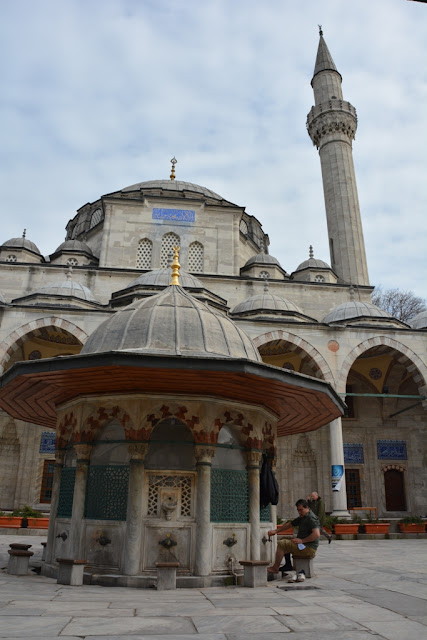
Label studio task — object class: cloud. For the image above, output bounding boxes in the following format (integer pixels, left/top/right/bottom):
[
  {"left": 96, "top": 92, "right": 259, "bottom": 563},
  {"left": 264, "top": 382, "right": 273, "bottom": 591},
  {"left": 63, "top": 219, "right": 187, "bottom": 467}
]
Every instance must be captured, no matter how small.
[{"left": 0, "top": 0, "right": 426, "bottom": 297}]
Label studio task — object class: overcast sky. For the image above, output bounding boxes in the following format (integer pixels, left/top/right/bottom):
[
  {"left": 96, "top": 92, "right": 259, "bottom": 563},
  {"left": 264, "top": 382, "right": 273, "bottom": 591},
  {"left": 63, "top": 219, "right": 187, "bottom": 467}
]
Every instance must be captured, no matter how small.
[{"left": 1, "top": 0, "right": 426, "bottom": 298}]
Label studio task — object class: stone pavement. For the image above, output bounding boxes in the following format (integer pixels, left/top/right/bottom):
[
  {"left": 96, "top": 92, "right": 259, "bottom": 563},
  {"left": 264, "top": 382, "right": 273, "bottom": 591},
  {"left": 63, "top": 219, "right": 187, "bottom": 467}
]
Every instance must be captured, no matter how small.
[{"left": 0, "top": 535, "right": 426, "bottom": 639}]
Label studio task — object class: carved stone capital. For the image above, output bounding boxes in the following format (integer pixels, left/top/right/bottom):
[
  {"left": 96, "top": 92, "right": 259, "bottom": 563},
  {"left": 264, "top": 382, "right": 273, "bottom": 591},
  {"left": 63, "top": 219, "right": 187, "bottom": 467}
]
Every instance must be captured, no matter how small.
[
  {"left": 127, "top": 443, "right": 148, "bottom": 461},
  {"left": 194, "top": 445, "right": 216, "bottom": 464},
  {"left": 246, "top": 450, "right": 263, "bottom": 467},
  {"left": 73, "top": 443, "right": 92, "bottom": 461},
  {"left": 307, "top": 103, "right": 357, "bottom": 148},
  {"left": 55, "top": 450, "right": 65, "bottom": 466}
]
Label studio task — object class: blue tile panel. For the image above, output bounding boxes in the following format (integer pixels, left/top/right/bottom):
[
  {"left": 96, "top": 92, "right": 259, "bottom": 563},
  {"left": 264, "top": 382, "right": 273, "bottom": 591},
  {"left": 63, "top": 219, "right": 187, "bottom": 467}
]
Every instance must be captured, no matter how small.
[
  {"left": 377, "top": 440, "right": 407, "bottom": 460},
  {"left": 344, "top": 443, "right": 364, "bottom": 464},
  {"left": 40, "top": 432, "right": 56, "bottom": 454},
  {"left": 152, "top": 208, "right": 195, "bottom": 222}
]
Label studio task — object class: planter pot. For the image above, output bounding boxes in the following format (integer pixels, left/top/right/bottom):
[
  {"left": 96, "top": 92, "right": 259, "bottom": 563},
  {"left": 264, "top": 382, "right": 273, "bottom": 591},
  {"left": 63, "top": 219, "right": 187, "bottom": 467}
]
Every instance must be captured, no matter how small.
[
  {"left": 398, "top": 523, "right": 425, "bottom": 533},
  {"left": 363, "top": 523, "right": 390, "bottom": 534},
  {"left": 323, "top": 526, "right": 332, "bottom": 535},
  {"left": 0, "top": 516, "right": 22, "bottom": 528},
  {"left": 28, "top": 518, "right": 49, "bottom": 529},
  {"left": 334, "top": 524, "right": 360, "bottom": 534}
]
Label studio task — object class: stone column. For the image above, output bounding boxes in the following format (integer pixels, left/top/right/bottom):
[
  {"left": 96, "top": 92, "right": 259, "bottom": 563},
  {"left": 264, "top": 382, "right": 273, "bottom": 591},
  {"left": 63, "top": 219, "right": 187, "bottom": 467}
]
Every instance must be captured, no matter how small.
[
  {"left": 123, "top": 443, "right": 148, "bottom": 575},
  {"left": 269, "top": 458, "right": 278, "bottom": 559},
  {"left": 45, "top": 451, "right": 64, "bottom": 564},
  {"left": 247, "top": 450, "right": 263, "bottom": 561},
  {"left": 329, "top": 418, "right": 350, "bottom": 517},
  {"left": 194, "top": 445, "right": 215, "bottom": 576},
  {"left": 69, "top": 444, "right": 92, "bottom": 559}
]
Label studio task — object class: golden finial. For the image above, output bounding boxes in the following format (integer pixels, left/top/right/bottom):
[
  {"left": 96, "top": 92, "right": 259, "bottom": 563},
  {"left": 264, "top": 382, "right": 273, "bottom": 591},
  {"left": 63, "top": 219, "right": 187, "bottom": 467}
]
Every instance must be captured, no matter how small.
[
  {"left": 170, "top": 246, "right": 181, "bottom": 285},
  {"left": 170, "top": 156, "right": 177, "bottom": 181}
]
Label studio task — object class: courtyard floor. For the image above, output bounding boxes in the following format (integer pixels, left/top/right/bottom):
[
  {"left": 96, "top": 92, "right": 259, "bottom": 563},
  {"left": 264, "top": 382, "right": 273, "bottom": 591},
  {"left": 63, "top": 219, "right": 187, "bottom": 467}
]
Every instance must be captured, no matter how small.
[{"left": 0, "top": 535, "right": 426, "bottom": 639}]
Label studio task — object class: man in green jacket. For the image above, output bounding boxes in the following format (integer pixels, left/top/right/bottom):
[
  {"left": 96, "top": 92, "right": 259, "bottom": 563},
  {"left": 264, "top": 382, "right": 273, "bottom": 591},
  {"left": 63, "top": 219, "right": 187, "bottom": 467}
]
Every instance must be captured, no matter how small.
[
  {"left": 267, "top": 499, "right": 320, "bottom": 578},
  {"left": 308, "top": 491, "right": 332, "bottom": 543}
]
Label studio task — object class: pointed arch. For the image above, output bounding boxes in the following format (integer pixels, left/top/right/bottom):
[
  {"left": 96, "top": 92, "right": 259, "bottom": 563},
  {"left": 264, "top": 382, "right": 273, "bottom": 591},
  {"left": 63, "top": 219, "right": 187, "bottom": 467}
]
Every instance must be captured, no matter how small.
[
  {"left": 160, "top": 232, "right": 180, "bottom": 268},
  {"left": 0, "top": 317, "right": 88, "bottom": 375},
  {"left": 336, "top": 336, "right": 427, "bottom": 398},
  {"left": 253, "top": 330, "right": 334, "bottom": 384}
]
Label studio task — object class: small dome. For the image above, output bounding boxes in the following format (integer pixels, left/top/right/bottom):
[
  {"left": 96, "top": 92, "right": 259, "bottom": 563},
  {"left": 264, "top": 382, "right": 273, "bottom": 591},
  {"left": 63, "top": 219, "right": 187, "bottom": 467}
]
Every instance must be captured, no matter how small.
[
  {"left": 2, "top": 234, "right": 41, "bottom": 255},
  {"left": 323, "top": 301, "right": 392, "bottom": 324},
  {"left": 54, "top": 240, "right": 93, "bottom": 254},
  {"left": 37, "top": 278, "right": 98, "bottom": 302},
  {"left": 82, "top": 285, "right": 261, "bottom": 361},
  {"left": 244, "top": 253, "right": 282, "bottom": 269},
  {"left": 232, "top": 292, "right": 303, "bottom": 316},
  {"left": 295, "top": 245, "right": 330, "bottom": 271},
  {"left": 410, "top": 310, "right": 427, "bottom": 329},
  {"left": 127, "top": 267, "right": 204, "bottom": 290}
]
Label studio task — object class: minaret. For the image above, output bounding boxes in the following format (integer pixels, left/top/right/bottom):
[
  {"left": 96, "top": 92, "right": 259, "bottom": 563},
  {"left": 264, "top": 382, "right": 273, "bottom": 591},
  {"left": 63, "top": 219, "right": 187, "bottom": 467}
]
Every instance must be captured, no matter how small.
[{"left": 307, "top": 29, "right": 370, "bottom": 286}]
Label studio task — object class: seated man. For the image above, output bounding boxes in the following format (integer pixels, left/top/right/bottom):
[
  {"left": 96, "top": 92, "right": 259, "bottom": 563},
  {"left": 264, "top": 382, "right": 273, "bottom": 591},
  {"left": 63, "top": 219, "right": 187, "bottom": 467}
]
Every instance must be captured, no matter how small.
[{"left": 267, "top": 498, "right": 320, "bottom": 576}]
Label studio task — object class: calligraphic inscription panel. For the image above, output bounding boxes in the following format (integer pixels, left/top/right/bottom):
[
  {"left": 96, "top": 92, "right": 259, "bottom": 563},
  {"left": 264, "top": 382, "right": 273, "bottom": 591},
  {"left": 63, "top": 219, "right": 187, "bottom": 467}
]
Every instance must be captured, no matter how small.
[{"left": 152, "top": 208, "right": 195, "bottom": 222}]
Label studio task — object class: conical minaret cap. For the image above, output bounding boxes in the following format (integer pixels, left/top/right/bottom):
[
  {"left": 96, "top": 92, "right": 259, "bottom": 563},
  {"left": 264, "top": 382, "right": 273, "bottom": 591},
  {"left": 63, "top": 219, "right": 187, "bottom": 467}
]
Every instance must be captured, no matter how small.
[{"left": 312, "top": 35, "right": 341, "bottom": 83}]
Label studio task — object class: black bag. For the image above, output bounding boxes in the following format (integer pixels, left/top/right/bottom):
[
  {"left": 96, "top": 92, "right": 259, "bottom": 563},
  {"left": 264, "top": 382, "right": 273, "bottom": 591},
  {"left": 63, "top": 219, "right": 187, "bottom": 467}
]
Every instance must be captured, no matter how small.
[{"left": 260, "top": 453, "right": 279, "bottom": 508}]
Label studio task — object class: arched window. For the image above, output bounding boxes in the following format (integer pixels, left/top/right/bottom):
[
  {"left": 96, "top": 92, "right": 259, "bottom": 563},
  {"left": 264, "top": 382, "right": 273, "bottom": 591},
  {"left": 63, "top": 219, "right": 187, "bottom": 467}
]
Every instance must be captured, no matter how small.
[
  {"left": 136, "top": 238, "right": 152, "bottom": 269},
  {"left": 239, "top": 219, "right": 248, "bottom": 235},
  {"left": 161, "top": 232, "right": 180, "bottom": 268},
  {"left": 89, "top": 207, "right": 103, "bottom": 230},
  {"left": 188, "top": 241, "right": 204, "bottom": 273},
  {"left": 66, "top": 258, "right": 78, "bottom": 266},
  {"left": 259, "top": 270, "right": 270, "bottom": 279},
  {"left": 314, "top": 275, "right": 325, "bottom": 282},
  {"left": 6, "top": 255, "right": 17, "bottom": 262}
]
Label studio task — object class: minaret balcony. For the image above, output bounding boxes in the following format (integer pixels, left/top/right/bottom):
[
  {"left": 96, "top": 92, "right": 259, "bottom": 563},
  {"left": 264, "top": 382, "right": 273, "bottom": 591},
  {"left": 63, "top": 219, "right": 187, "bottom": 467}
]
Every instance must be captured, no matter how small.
[{"left": 306, "top": 100, "right": 358, "bottom": 148}]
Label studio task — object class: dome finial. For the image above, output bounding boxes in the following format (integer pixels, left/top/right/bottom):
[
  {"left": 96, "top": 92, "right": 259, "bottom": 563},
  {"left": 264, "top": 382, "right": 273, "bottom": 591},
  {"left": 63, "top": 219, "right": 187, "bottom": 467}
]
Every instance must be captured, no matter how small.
[
  {"left": 22, "top": 229, "right": 27, "bottom": 238},
  {"left": 170, "top": 246, "right": 181, "bottom": 285},
  {"left": 170, "top": 156, "right": 177, "bottom": 181},
  {"left": 318, "top": 24, "right": 323, "bottom": 37},
  {"left": 309, "top": 245, "right": 314, "bottom": 259}
]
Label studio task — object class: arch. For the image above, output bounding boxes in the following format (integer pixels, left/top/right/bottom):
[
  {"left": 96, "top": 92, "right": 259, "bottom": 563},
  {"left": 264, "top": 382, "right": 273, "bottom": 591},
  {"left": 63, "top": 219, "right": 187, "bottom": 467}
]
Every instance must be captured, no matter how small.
[
  {"left": 253, "top": 330, "right": 334, "bottom": 384},
  {"left": 336, "top": 336, "right": 427, "bottom": 397},
  {"left": 136, "top": 238, "right": 152, "bottom": 270},
  {"left": 160, "top": 232, "right": 180, "bottom": 268},
  {"left": 80, "top": 404, "right": 132, "bottom": 444},
  {"left": 0, "top": 317, "right": 88, "bottom": 375}
]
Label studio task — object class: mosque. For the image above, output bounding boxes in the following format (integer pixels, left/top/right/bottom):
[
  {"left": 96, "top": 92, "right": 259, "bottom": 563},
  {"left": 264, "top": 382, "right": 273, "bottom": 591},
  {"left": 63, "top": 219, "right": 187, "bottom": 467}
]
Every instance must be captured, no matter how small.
[{"left": 0, "top": 32, "right": 426, "bottom": 579}]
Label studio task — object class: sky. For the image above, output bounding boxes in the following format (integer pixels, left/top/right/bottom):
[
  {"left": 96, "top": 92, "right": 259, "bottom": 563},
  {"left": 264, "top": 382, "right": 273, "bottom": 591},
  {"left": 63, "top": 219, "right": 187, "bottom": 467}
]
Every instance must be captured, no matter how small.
[{"left": 0, "top": 0, "right": 426, "bottom": 299}]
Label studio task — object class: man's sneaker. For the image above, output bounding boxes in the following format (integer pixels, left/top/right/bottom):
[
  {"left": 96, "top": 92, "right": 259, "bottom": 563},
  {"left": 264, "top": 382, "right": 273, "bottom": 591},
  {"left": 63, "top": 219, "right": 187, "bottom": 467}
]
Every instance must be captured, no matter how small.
[
  {"left": 296, "top": 570, "right": 306, "bottom": 582},
  {"left": 287, "top": 573, "right": 297, "bottom": 583}
]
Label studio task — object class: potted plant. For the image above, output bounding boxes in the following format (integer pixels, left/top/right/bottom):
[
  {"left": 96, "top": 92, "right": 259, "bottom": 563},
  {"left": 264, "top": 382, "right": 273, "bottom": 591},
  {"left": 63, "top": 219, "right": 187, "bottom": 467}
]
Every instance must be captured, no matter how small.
[
  {"left": 12, "top": 505, "right": 43, "bottom": 529},
  {"left": 323, "top": 515, "right": 337, "bottom": 536},
  {"left": 334, "top": 514, "right": 361, "bottom": 535},
  {"left": 362, "top": 514, "right": 390, "bottom": 534},
  {"left": 0, "top": 510, "right": 23, "bottom": 528},
  {"left": 398, "top": 516, "right": 425, "bottom": 533}
]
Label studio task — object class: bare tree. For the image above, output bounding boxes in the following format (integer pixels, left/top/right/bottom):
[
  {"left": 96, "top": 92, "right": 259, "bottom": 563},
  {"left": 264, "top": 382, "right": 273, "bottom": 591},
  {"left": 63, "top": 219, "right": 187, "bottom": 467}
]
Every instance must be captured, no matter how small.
[{"left": 372, "top": 286, "right": 426, "bottom": 323}]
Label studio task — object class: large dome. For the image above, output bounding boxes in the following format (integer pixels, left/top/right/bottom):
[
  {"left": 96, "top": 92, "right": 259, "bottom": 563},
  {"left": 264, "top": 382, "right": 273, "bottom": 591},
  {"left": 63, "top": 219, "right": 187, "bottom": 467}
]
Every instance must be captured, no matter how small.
[
  {"left": 127, "top": 267, "right": 204, "bottom": 289},
  {"left": 410, "top": 310, "right": 427, "bottom": 329},
  {"left": 115, "top": 180, "right": 229, "bottom": 202},
  {"left": 82, "top": 285, "right": 261, "bottom": 361},
  {"left": 231, "top": 292, "right": 304, "bottom": 316},
  {"left": 323, "top": 301, "right": 394, "bottom": 324}
]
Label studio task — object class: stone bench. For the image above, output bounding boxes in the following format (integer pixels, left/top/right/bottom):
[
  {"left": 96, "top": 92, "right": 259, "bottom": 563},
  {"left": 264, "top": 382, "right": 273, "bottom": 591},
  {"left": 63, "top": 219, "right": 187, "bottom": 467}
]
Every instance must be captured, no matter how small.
[
  {"left": 293, "top": 555, "right": 315, "bottom": 578},
  {"left": 239, "top": 560, "right": 270, "bottom": 587},
  {"left": 8, "top": 544, "right": 34, "bottom": 575},
  {"left": 56, "top": 558, "right": 87, "bottom": 586},
  {"left": 155, "top": 562, "right": 180, "bottom": 590}
]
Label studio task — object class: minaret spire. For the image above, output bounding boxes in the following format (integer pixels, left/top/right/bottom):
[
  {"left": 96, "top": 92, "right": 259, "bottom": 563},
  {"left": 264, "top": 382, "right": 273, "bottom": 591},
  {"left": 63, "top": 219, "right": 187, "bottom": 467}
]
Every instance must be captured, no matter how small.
[{"left": 306, "top": 32, "right": 370, "bottom": 286}]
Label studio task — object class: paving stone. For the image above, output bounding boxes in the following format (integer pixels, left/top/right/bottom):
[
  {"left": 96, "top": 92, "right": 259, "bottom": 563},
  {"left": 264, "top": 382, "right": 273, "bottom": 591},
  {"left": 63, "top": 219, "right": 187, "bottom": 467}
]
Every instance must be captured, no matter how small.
[
  {"left": 362, "top": 619, "right": 427, "bottom": 640},
  {"left": 192, "top": 614, "right": 289, "bottom": 634},
  {"left": 0, "top": 615, "right": 71, "bottom": 637},
  {"left": 350, "top": 587, "right": 427, "bottom": 617},
  {"left": 277, "top": 612, "right": 364, "bottom": 632},
  {"left": 61, "top": 615, "right": 197, "bottom": 636}
]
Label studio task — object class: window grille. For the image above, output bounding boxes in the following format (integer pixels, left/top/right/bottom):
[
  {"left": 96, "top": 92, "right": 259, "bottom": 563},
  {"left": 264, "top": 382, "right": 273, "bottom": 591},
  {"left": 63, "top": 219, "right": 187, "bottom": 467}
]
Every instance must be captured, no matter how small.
[
  {"left": 57, "top": 467, "right": 76, "bottom": 518},
  {"left": 6, "top": 255, "right": 17, "bottom": 262},
  {"left": 239, "top": 219, "right": 248, "bottom": 235},
  {"left": 85, "top": 465, "right": 129, "bottom": 521},
  {"left": 161, "top": 233, "right": 180, "bottom": 268},
  {"left": 314, "top": 275, "right": 325, "bottom": 282},
  {"left": 211, "top": 469, "right": 249, "bottom": 522},
  {"left": 259, "top": 271, "right": 270, "bottom": 279},
  {"left": 136, "top": 238, "right": 153, "bottom": 269},
  {"left": 147, "top": 473, "right": 193, "bottom": 518},
  {"left": 66, "top": 258, "right": 78, "bottom": 266},
  {"left": 40, "top": 460, "right": 55, "bottom": 503},
  {"left": 188, "top": 242, "right": 204, "bottom": 273}
]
